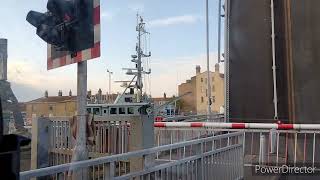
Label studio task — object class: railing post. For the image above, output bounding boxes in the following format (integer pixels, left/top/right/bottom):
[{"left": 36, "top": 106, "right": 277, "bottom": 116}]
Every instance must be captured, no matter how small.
[
  {"left": 104, "top": 162, "right": 115, "bottom": 180},
  {"left": 31, "top": 117, "right": 51, "bottom": 171},
  {"left": 259, "top": 134, "right": 267, "bottom": 165},
  {"left": 270, "top": 128, "right": 277, "bottom": 153},
  {"left": 196, "top": 142, "right": 204, "bottom": 180},
  {"left": 129, "top": 108, "right": 154, "bottom": 176}
]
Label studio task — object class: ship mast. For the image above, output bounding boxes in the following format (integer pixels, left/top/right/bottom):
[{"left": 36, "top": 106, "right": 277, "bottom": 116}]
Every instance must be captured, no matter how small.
[{"left": 121, "top": 14, "right": 151, "bottom": 102}]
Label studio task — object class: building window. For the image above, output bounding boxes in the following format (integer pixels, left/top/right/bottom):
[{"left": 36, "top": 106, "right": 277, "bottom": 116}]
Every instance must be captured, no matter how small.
[
  {"left": 110, "top": 108, "right": 117, "bottom": 114},
  {"left": 49, "top": 106, "right": 53, "bottom": 111},
  {"left": 119, "top": 107, "right": 126, "bottom": 114},
  {"left": 212, "top": 96, "right": 216, "bottom": 103},
  {"left": 93, "top": 108, "right": 100, "bottom": 115},
  {"left": 103, "top": 110, "right": 107, "bottom": 114},
  {"left": 125, "top": 97, "right": 132, "bottom": 102},
  {"left": 201, "top": 97, "right": 204, "bottom": 103},
  {"left": 128, "top": 107, "right": 134, "bottom": 114},
  {"left": 87, "top": 108, "right": 92, "bottom": 113},
  {"left": 201, "top": 78, "right": 203, "bottom": 82}
]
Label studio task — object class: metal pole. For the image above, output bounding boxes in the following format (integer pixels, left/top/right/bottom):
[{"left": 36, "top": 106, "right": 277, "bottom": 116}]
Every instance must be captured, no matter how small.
[
  {"left": 224, "top": 0, "right": 230, "bottom": 122},
  {"left": 137, "top": 16, "right": 143, "bottom": 102},
  {"left": 73, "top": 61, "right": 88, "bottom": 180},
  {"left": 107, "top": 69, "right": 113, "bottom": 102},
  {"left": 206, "top": 0, "right": 212, "bottom": 120},
  {"left": 217, "top": 0, "right": 222, "bottom": 63},
  {"left": 271, "top": 0, "right": 278, "bottom": 120},
  {"left": 109, "top": 72, "right": 111, "bottom": 94}
]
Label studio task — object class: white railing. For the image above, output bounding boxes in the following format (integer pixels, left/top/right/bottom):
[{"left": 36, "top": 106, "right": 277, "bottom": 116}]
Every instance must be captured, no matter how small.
[
  {"left": 47, "top": 115, "right": 225, "bottom": 166},
  {"left": 48, "top": 116, "right": 131, "bottom": 166},
  {"left": 154, "top": 122, "right": 320, "bottom": 169},
  {"left": 21, "top": 132, "right": 244, "bottom": 180}
]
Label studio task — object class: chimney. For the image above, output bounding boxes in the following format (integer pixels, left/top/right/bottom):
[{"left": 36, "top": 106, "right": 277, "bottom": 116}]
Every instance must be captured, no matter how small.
[
  {"left": 196, "top": 65, "right": 201, "bottom": 75},
  {"left": 44, "top": 90, "right": 48, "bottom": 98},
  {"left": 0, "top": 38, "right": 8, "bottom": 81},
  {"left": 87, "top": 90, "right": 92, "bottom": 96},
  {"left": 215, "top": 63, "right": 220, "bottom": 73},
  {"left": 164, "top": 93, "right": 167, "bottom": 99},
  {"left": 69, "top": 90, "right": 72, "bottom": 96},
  {"left": 58, "top": 90, "right": 62, "bottom": 96}
]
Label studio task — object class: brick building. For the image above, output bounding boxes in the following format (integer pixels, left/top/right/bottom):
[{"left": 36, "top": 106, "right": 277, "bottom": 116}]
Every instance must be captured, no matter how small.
[{"left": 178, "top": 64, "right": 224, "bottom": 114}]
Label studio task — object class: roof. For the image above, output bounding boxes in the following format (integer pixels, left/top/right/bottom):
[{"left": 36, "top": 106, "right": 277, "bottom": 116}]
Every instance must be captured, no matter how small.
[
  {"left": 18, "top": 103, "right": 26, "bottom": 111},
  {"left": 152, "top": 97, "right": 173, "bottom": 102},
  {"left": 27, "top": 96, "right": 77, "bottom": 104}
]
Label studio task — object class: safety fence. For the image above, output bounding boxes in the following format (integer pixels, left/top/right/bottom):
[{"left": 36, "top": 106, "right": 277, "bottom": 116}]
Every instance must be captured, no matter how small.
[
  {"left": 47, "top": 115, "right": 225, "bottom": 166},
  {"left": 21, "top": 132, "right": 244, "bottom": 180},
  {"left": 155, "top": 122, "right": 320, "bottom": 168}
]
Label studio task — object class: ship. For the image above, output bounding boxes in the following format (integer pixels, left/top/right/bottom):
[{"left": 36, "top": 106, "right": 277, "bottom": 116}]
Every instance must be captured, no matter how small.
[{"left": 86, "top": 14, "right": 152, "bottom": 117}]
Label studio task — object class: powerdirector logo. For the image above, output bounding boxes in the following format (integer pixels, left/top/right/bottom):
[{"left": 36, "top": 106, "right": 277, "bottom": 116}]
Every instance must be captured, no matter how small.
[{"left": 252, "top": 163, "right": 319, "bottom": 176}]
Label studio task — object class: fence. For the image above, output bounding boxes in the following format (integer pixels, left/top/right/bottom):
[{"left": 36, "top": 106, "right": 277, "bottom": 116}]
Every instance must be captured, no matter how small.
[
  {"left": 21, "top": 131, "right": 244, "bottom": 180},
  {"left": 154, "top": 122, "right": 320, "bottom": 169},
  {"left": 39, "top": 115, "right": 225, "bottom": 167}
]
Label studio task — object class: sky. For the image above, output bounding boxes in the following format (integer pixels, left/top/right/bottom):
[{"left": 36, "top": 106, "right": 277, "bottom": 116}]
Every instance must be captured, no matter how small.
[{"left": 0, "top": 0, "right": 224, "bottom": 102}]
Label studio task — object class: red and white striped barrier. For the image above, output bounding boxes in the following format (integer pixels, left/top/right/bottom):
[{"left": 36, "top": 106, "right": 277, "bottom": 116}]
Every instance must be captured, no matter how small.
[{"left": 154, "top": 122, "right": 320, "bottom": 130}]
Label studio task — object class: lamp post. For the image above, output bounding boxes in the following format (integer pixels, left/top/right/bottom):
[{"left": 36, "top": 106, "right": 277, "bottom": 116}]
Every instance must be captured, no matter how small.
[{"left": 107, "top": 69, "right": 113, "bottom": 102}]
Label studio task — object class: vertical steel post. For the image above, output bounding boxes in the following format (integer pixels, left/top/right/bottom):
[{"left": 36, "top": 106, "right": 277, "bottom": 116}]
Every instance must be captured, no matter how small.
[
  {"left": 271, "top": 0, "right": 278, "bottom": 120},
  {"left": 224, "top": 0, "right": 230, "bottom": 122},
  {"left": 259, "top": 134, "right": 266, "bottom": 165},
  {"left": 217, "top": 0, "right": 222, "bottom": 63},
  {"left": 137, "top": 16, "right": 143, "bottom": 102},
  {"left": 73, "top": 61, "right": 88, "bottom": 180},
  {"left": 206, "top": 0, "right": 212, "bottom": 120}
]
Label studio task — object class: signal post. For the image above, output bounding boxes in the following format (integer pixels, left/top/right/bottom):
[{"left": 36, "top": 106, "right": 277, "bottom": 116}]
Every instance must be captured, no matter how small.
[{"left": 27, "top": 0, "right": 101, "bottom": 179}]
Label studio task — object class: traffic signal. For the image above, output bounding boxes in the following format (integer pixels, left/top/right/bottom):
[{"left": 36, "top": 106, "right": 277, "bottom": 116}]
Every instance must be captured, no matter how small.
[{"left": 26, "top": 0, "right": 94, "bottom": 54}]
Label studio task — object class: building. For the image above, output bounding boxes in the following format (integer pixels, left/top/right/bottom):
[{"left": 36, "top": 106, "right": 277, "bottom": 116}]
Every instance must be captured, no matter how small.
[
  {"left": 87, "top": 89, "right": 118, "bottom": 104},
  {"left": 0, "top": 38, "right": 7, "bottom": 81},
  {"left": 26, "top": 91, "right": 77, "bottom": 121},
  {"left": 152, "top": 93, "right": 176, "bottom": 116},
  {"left": 178, "top": 64, "right": 224, "bottom": 115}
]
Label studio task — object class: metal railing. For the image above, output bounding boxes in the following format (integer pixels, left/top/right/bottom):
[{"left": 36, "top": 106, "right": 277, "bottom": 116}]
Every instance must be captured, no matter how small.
[
  {"left": 49, "top": 116, "right": 131, "bottom": 165},
  {"left": 154, "top": 122, "right": 320, "bottom": 169},
  {"left": 47, "top": 115, "right": 225, "bottom": 166},
  {"left": 21, "top": 132, "right": 244, "bottom": 180}
]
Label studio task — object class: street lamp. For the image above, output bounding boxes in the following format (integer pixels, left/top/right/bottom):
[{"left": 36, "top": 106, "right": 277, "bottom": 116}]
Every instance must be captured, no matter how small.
[{"left": 107, "top": 69, "right": 113, "bottom": 102}]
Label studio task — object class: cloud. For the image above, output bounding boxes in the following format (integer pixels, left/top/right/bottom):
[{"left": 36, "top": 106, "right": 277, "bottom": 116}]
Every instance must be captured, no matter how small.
[
  {"left": 6, "top": 52, "right": 225, "bottom": 101},
  {"left": 149, "top": 15, "right": 202, "bottom": 28},
  {"left": 128, "top": 3, "right": 145, "bottom": 12},
  {"left": 101, "top": 11, "right": 114, "bottom": 21},
  {"left": 149, "top": 52, "right": 224, "bottom": 97},
  {"left": 7, "top": 60, "right": 77, "bottom": 102}
]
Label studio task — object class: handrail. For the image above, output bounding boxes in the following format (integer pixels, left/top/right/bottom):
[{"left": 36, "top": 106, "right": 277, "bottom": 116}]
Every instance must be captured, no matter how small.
[{"left": 20, "top": 131, "right": 243, "bottom": 179}]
